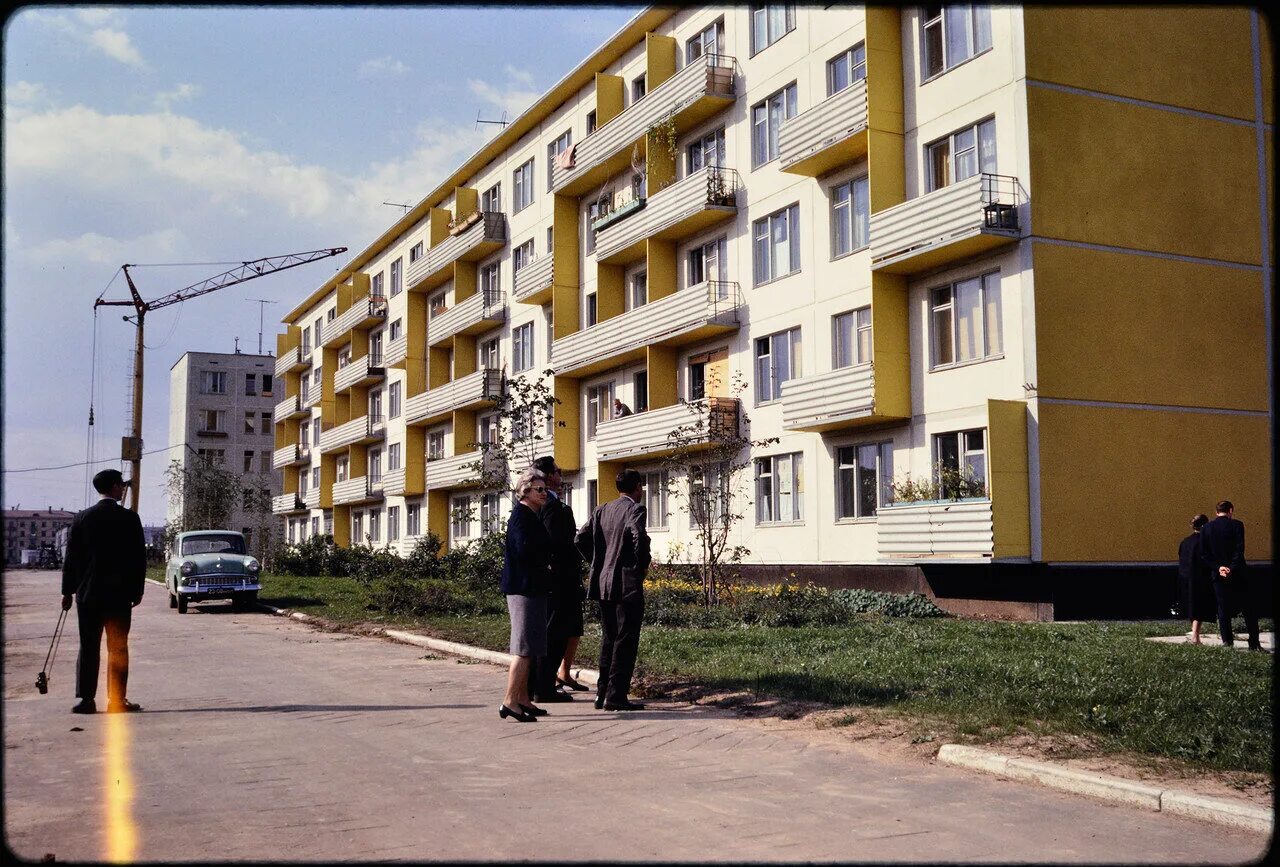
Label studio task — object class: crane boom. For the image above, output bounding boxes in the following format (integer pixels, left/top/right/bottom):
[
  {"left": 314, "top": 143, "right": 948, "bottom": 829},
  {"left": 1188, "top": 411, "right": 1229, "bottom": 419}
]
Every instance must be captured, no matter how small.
[{"left": 92, "top": 246, "right": 347, "bottom": 512}]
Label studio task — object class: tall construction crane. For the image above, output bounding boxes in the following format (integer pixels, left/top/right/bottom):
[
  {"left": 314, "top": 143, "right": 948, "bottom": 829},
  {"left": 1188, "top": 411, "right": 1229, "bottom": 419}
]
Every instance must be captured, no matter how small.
[{"left": 94, "top": 248, "right": 347, "bottom": 512}]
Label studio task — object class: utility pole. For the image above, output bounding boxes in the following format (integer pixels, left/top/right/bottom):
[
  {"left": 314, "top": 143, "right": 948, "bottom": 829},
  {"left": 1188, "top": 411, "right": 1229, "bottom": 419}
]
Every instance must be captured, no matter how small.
[{"left": 248, "top": 298, "right": 277, "bottom": 355}]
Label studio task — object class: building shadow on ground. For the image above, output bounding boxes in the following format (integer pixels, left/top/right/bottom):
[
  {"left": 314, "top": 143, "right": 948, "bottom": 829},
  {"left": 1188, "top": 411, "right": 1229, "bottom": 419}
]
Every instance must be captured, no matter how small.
[{"left": 144, "top": 703, "right": 484, "bottom": 713}]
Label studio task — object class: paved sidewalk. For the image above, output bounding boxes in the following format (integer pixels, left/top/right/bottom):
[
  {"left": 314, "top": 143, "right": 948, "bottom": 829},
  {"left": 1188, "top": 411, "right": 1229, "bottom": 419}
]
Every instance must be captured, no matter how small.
[
  {"left": 4, "top": 570, "right": 1270, "bottom": 862},
  {"left": 1146, "top": 631, "right": 1274, "bottom": 650}
]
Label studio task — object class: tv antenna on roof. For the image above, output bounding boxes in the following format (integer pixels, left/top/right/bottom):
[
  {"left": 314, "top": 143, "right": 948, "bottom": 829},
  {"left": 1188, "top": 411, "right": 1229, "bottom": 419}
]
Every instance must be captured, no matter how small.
[
  {"left": 475, "top": 109, "right": 509, "bottom": 131},
  {"left": 382, "top": 201, "right": 412, "bottom": 214}
]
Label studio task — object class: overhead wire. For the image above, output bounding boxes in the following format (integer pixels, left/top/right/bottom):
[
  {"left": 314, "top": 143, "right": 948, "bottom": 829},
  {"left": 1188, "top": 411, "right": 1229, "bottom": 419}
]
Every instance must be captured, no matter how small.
[{"left": 6, "top": 442, "right": 192, "bottom": 474}]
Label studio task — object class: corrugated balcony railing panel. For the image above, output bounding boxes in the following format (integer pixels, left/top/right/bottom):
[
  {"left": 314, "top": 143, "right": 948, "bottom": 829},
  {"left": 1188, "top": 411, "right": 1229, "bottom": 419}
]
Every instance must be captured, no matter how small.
[
  {"left": 551, "top": 53, "right": 736, "bottom": 194},
  {"left": 318, "top": 415, "right": 366, "bottom": 453},
  {"left": 427, "top": 290, "right": 506, "bottom": 346},
  {"left": 271, "top": 493, "right": 305, "bottom": 514},
  {"left": 425, "top": 451, "right": 503, "bottom": 491},
  {"left": 303, "top": 386, "right": 323, "bottom": 409},
  {"left": 324, "top": 296, "right": 388, "bottom": 347},
  {"left": 512, "top": 254, "right": 554, "bottom": 304},
  {"left": 595, "top": 398, "right": 739, "bottom": 462},
  {"left": 551, "top": 283, "right": 741, "bottom": 376},
  {"left": 333, "top": 476, "right": 382, "bottom": 506},
  {"left": 870, "top": 174, "right": 1021, "bottom": 272},
  {"left": 780, "top": 364, "right": 874, "bottom": 431},
  {"left": 385, "top": 336, "right": 408, "bottom": 367},
  {"left": 334, "top": 354, "right": 386, "bottom": 393},
  {"left": 381, "top": 467, "right": 406, "bottom": 496},
  {"left": 302, "top": 488, "right": 321, "bottom": 510},
  {"left": 777, "top": 79, "right": 868, "bottom": 173},
  {"left": 407, "top": 369, "right": 502, "bottom": 426},
  {"left": 274, "top": 395, "right": 305, "bottom": 420},
  {"left": 407, "top": 212, "right": 507, "bottom": 289},
  {"left": 594, "top": 166, "right": 739, "bottom": 264},
  {"left": 271, "top": 444, "right": 302, "bottom": 469},
  {"left": 877, "top": 500, "right": 994, "bottom": 558},
  {"left": 403, "top": 391, "right": 430, "bottom": 426},
  {"left": 274, "top": 347, "right": 305, "bottom": 378}
]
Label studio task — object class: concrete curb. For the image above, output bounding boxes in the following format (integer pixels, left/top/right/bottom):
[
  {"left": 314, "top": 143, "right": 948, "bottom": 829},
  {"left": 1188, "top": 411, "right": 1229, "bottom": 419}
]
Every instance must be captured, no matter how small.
[{"left": 936, "top": 744, "right": 1273, "bottom": 834}]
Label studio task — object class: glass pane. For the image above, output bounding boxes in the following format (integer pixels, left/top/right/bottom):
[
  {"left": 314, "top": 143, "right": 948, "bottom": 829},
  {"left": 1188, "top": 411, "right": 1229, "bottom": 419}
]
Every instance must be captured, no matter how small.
[
  {"left": 945, "top": 5, "right": 974, "bottom": 63},
  {"left": 853, "top": 177, "right": 870, "bottom": 249},
  {"left": 878, "top": 443, "right": 894, "bottom": 508},
  {"left": 754, "top": 221, "right": 769, "bottom": 284},
  {"left": 924, "top": 21, "right": 944, "bottom": 77},
  {"left": 752, "top": 5, "right": 767, "bottom": 53},
  {"left": 787, "top": 205, "right": 800, "bottom": 274},
  {"left": 834, "top": 312, "right": 854, "bottom": 368},
  {"left": 772, "top": 333, "right": 790, "bottom": 388},
  {"left": 776, "top": 455, "right": 793, "bottom": 519},
  {"left": 689, "top": 249, "right": 704, "bottom": 285},
  {"left": 931, "top": 295, "right": 954, "bottom": 366},
  {"left": 954, "top": 126, "right": 977, "bottom": 181},
  {"left": 768, "top": 3, "right": 786, "bottom": 43},
  {"left": 856, "top": 444, "right": 878, "bottom": 517},
  {"left": 856, "top": 308, "right": 873, "bottom": 363},
  {"left": 978, "top": 118, "right": 998, "bottom": 174},
  {"left": 768, "top": 95, "right": 782, "bottom": 160},
  {"left": 752, "top": 106, "right": 768, "bottom": 165},
  {"left": 983, "top": 275, "right": 1003, "bottom": 356},
  {"left": 832, "top": 187, "right": 851, "bottom": 256},
  {"left": 928, "top": 140, "right": 950, "bottom": 191},
  {"left": 829, "top": 54, "right": 848, "bottom": 95},
  {"left": 755, "top": 351, "right": 772, "bottom": 402},
  {"left": 975, "top": 5, "right": 993, "bottom": 52},
  {"left": 771, "top": 213, "right": 788, "bottom": 277},
  {"left": 837, "top": 457, "right": 856, "bottom": 519},
  {"left": 955, "top": 277, "right": 982, "bottom": 362}
]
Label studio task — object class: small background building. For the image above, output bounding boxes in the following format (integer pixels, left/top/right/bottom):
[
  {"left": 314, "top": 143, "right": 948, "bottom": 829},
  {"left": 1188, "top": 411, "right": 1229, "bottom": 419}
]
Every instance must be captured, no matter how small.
[{"left": 5, "top": 508, "right": 76, "bottom": 567}]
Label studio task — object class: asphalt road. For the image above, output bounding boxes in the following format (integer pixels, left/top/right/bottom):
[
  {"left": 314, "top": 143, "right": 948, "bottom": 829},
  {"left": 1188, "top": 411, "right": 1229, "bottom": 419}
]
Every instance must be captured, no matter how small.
[{"left": 3, "top": 569, "right": 1270, "bottom": 862}]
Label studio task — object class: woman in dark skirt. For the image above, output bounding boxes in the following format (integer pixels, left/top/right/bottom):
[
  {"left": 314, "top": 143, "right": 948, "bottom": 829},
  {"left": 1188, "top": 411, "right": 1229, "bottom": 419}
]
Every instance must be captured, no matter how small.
[
  {"left": 499, "top": 467, "right": 554, "bottom": 722},
  {"left": 1178, "top": 514, "right": 1214, "bottom": 644}
]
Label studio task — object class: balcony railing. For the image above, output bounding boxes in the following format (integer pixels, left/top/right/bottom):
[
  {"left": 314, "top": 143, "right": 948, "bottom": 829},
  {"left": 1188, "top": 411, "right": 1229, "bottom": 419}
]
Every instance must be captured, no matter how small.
[
  {"left": 323, "top": 295, "right": 388, "bottom": 348},
  {"left": 551, "top": 282, "right": 741, "bottom": 378},
  {"left": 271, "top": 443, "right": 309, "bottom": 469},
  {"left": 550, "top": 53, "right": 737, "bottom": 196},
  {"left": 318, "top": 413, "right": 386, "bottom": 454},
  {"left": 274, "top": 346, "right": 307, "bottom": 378},
  {"left": 595, "top": 166, "right": 739, "bottom": 265},
  {"left": 427, "top": 289, "right": 506, "bottom": 347},
  {"left": 301, "top": 488, "right": 321, "bottom": 510},
  {"left": 595, "top": 398, "right": 739, "bottom": 462},
  {"left": 780, "top": 364, "right": 875, "bottom": 432},
  {"left": 512, "top": 253, "right": 554, "bottom": 305},
  {"left": 877, "top": 499, "right": 994, "bottom": 559},
  {"left": 425, "top": 450, "right": 505, "bottom": 491},
  {"left": 406, "top": 212, "right": 507, "bottom": 292},
  {"left": 778, "top": 79, "right": 868, "bottom": 176},
  {"left": 870, "top": 173, "right": 1021, "bottom": 275},
  {"left": 334, "top": 352, "right": 386, "bottom": 393},
  {"left": 404, "top": 368, "right": 503, "bottom": 427},
  {"left": 333, "top": 475, "right": 384, "bottom": 506},
  {"left": 274, "top": 394, "right": 306, "bottom": 421},
  {"left": 303, "top": 382, "right": 323, "bottom": 409},
  {"left": 384, "top": 335, "right": 408, "bottom": 368},
  {"left": 271, "top": 493, "right": 306, "bottom": 514}
]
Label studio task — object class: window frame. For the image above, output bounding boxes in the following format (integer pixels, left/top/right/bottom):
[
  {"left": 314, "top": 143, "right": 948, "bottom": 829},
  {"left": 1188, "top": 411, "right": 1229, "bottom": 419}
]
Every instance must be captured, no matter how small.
[
  {"left": 751, "top": 83, "right": 798, "bottom": 168},
  {"left": 512, "top": 159, "right": 535, "bottom": 213},
  {"left": 929, "top": 269, "right": 1003, "bottom": 370},
  {"left": 749, "top": 3, "right": 796, "bottom": 56},
  {"left": 835, "top": 441, "right": 893, "bottom": 520},
  {"left": 512, "top": 322, "right": 534, "bottom": 373},
  {"left": 752, "top": 203, "right": 802, "bottom": 286},
  {"left": 832, "top": 307, "right": 873, "bottom": 370},
  {"left": 826, "top": 42, "right": 867, "bottom": 97},
  {"left": 926, "top": 116, "right": 997, "bottom": 193},
  {"left": 754, "top": 326, "right": 802, "bottom": 404},
  {"left": 830, "top": 174, "right": 870, "bottom": 259},
  {"left": 755, "top": 452, "right": 804, "bottom": 524},
  {"left": 920, "top": 4, "right": 994, "bottom": 83}
]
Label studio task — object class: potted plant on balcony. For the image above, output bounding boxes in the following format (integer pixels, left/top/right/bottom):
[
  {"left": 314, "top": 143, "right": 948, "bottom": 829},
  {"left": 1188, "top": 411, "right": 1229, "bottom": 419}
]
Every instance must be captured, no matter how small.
[
  {"left": 644, "top": 116, "right": 678, "bottom": 194},
  {"left": 705, "top": 168, "right": 734, "bottom": 207},
  {"left": 448, "top": 209, "right": 483, "bottom": 236},
  {"left": 887, "top": 464, "right": 987, "bottom": 505}
]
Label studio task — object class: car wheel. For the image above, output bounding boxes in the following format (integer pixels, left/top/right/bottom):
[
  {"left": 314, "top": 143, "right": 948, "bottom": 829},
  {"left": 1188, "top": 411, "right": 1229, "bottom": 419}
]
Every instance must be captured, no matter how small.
[
  {"left": 168, "top": 591, "right": 177, "bottom": 609},
  {"left": 177, "top": 594, "right": 188, "bottom": 614},
  {"left": 242, "top": 590, "right": 259, "bottom": 609}
]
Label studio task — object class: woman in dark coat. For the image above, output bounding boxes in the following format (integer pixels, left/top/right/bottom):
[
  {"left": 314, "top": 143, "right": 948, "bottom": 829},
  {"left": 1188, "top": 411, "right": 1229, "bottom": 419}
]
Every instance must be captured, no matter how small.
[
  {"left": 1178, "top": 514, "right": 1213, "bottom": 644},
  {"left": 499, "top": 467, "right": 553, "bottom": 722}
]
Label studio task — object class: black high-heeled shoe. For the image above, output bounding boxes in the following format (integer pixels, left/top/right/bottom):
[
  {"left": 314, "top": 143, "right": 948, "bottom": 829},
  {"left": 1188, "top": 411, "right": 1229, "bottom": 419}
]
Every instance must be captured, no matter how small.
[
  {"left": 519, "top": 703, "right": 548, "bottom": 717},
  {"left": 499, "top": 704, "right": 536, "bottom": 722},
  {"left": 557, "top": 676, "right": 589, "bottom": 692}
]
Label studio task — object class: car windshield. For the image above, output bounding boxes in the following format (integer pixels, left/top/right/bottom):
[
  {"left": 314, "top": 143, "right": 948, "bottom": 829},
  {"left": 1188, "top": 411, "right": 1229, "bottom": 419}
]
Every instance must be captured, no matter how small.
[{"left": 181, "top": 535, "right": 246, "bottom": 556}]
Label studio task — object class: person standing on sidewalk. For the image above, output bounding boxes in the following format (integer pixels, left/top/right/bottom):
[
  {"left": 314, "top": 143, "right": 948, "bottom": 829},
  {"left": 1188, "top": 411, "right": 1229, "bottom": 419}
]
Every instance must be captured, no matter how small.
[
  {"left": 1200, "top": 500, "right": 1262, "bottom": 650},
  {"left": 498, "top": 467, "right": 554, "bottom": 722},
  {"left": 529, "top": 456, "right": 586, "bottom": 704},
  {"left": 60, "top": 468, "right": 146, "bottom": 714},
  {"left": 1178, "top": 514, "right": 1214, "bottom": 645},
  {"left": 576, "top": 469, "right": 649, "bottom": 711}
]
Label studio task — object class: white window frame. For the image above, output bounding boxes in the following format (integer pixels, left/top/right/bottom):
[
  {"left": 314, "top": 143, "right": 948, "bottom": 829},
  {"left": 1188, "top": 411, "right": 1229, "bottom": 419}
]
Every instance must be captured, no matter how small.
[
  {"left": 934, "top": 428, "right": 989, "bottom": 497},
  {"left": 644, "top": 470, "right": 668, "bottom": 529},
  {"left": 512, "top": 322, "right": 534, "bottom": 373},
  {"left": 751, "top": 83, "right": 797, "bottom": 168},
  {"left": 389, "top": 258, "right": 403, "bottom": 297},
  {"left": 830, "top": 175, "right": 870, "bottom": 258},
  {"left": 201, "top": 370, "right": 227, "bottom": 394},
  {"left": 833, "top": 307, "right": 873, "bottom": 370},
  {"left": 752, "top": 203, "right": 801, "bottom": 286},
  {"left": 585, "top": 381, "right": 615, "bottom": 440},
  {"left": 836, "top": 442, "right": 893, "bottom": 520},
  {"left": 513, "top": 159, "right": 535, "bottom": 213},
  {"left": 929, "top": 270, "right": 1002, "bottom": 369},
  {"left": 388, "top": 442, "right": 401, "bottom": 471},
  {"left": 685, "top": 18, "right": 724, "bottom": 63},
  {"left": 827, "top": 42, "right": 867, "bottom": 96},
  {"left": 481, "top": 183, "right": 501, "bottom": 213},
  {"left": 513, "top": 238, "right": 535, "bottom": 274},
  {"left": 754, "top": 327, "right": 801, "bottom": 404},
  {"left": 926, "top": 117, "right": 997, "bottom": 192},
  {"left": 749, "top": 3, "right": 795, "bottom": 56},
  {"left": 406, "top": 503, "right": 421, "bottom": 536},
  {"left": 755, "top": 452, "right": 804, "bottom": 524},
  {"left": 921, "top": 4, "right": 993, "bottom": 82},
  {"left": 547, "top": 131, "right": 571, "bottom": 192}
]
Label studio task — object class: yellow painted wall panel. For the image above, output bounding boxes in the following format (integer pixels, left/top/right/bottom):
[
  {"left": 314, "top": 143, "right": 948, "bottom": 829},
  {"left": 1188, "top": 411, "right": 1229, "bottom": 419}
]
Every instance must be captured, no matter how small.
[
  {"left": 646, "top": 345, "right": 677, "bottom": 409},
  {"left": 1031, "top": 243, "right": 1267, "bottom": 411},
  {"left": 646, "top": 239, "right": 677, "bottom": 302},
  {"left": 553, "top": 194, "right": 581, "bottom": 291},
  {"left": 645, "top": 33, "right": 676, "bottom": 89},
  {"left": 454, "top": 186, "right": 477, "bottom": 216},
  {"left": 553, "top": 376, "right": 581, "bottom": 472},
  {"left": 429, "top": 208, "right": 451, "bottom": 247},
  {"left": 870, "top": 275, "right": 910, "bottom": 419},
  {"left": 427, "top": 491, "right": 449, "bottom": 552},
  {"left": 597, "top": 263, "right": 624, "bottom": 322},
  {"left": 988, "top": 399, "right": 1030, "bottom": 559},
  {"left": 1038, "top": 403, "right": 1272, "bottom": 562},
  {"left": 1027, "top": 87, "right": 1262, "bottom": 265},
  {"left": 1261, "top": 12, "right": 1273, "bottom": 125},
  {"left": 865, "top": 6, "right": 903, "bottom": 217},
  {"left": 1023, "top": 7, "right": 1256, "bottom": 121},
  {"left": 595, "top": 73, "right": 624, "bottom": 126},
  {"left": 332, "top": 504, "right": 350, "bottom": 547}
]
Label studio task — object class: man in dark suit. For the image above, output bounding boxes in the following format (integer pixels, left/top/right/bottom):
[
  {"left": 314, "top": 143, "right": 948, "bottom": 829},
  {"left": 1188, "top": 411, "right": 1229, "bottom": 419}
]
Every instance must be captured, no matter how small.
[
  {"left": 529, "top": 456, "right": 585, "bottom": 704},
  {"left": 1200, "top": 499, "right": 1261, "bottom": 650},
  {"left": 576, "top": 469, "right": 649, "bottom": 711},
  {"left": 61, "top": 469, "right": 147, "bottom": 713}
]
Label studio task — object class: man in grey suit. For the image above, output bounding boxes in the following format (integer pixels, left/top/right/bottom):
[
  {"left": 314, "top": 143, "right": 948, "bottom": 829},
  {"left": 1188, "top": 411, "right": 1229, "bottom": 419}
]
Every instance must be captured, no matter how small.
[{"left": 576, "top": 469, "right": 649, "bottom": 711}]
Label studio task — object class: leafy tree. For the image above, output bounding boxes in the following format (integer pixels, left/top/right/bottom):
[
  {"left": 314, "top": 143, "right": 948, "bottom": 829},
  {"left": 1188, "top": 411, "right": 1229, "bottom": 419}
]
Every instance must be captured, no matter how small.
[
  {"left": 163, "top": 458, "right": 276, "bottom": 562},
  {"left": 470, "top": 367, "right": 562, "bottom": 489}
]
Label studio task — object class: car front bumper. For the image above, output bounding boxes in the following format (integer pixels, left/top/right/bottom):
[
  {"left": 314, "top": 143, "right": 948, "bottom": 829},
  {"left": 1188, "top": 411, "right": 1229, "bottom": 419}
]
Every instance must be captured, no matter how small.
[{"left": 177, "top": 577, "right": 261, "bottom": 599}]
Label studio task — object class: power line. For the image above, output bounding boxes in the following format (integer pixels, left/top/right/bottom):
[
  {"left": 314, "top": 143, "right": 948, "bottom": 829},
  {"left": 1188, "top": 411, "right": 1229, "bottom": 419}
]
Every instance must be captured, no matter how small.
[{"left": 5, "top": 442, "right": 190, "bottom": 474}]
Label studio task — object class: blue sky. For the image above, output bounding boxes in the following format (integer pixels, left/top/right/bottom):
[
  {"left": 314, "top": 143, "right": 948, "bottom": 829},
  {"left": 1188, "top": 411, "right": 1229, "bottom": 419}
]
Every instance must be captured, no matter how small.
[{"left": 3, "top": 4, "right": 641, "bottom": 525}]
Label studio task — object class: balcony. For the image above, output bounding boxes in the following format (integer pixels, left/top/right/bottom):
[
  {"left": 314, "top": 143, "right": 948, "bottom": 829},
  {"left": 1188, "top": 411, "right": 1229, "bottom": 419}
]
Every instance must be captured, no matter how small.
[
  {"left": 318, "top": 414, "right": 386, "bottom": 454},
  {"left": 870, "top": 174, "right": 1021, "bottom": 275},
  {"left": 551, "top": 282, "right": 741, "bottom": 378},
  {"left": 594, "top": 166, "right": 739, "bottom": 266},
  {"left": 334, "top": 353, "right": 386, "bottom": 393},
  {"left": 302, "top": 488, "right": 321, "bottom": 510},
  {"left": 779, "top": 364, "right": 878, "bottom": 432},
  {"left": 427, "top": 290, "right": 506, "bottom": 347},
  {"left": 302, "top": 384, "right": 323, "bottom": 409},
  {"left": 274, "top": 394, "right": 306, "bottom": 421},
  {"left": 271, "top": 443, "right": 309, "bottom": 469},
  {"left": 877, "top": 499, "right": 994, "bottom": 559},
  {"left": 385, "top": 335, "right": 408, "bottom": 368},
  {"left": 271, "top": 493, "right": 306, "bottom": 515},
  {"left": 406, "top": 212, "right": 507, "bottom": 292},
  {"left": 778, "top": 79, "right": 868, "bottom": 176},
  {"left": 425, "top": 451, "right": 505, "bottom": 491},
  {"left": 274, "top": 346, "right": 307, "bottom": 378},
  {"left": 333, "top": 475, "right": 384, "bottom": 506},
  {"left": 595, "top": 398, "right": 739, "bottom": 463},
  {"left": 513, "top": 253, "right": 554, "bottom": 306},
  {"left": 405, "top": 368, "right": 502, "bottom": 427},
  {"left": 551, "top": 53, "right": 737, "bottom": 196},
  {"left": 322, "top": 295, "right": 388, "bottom": 348}
]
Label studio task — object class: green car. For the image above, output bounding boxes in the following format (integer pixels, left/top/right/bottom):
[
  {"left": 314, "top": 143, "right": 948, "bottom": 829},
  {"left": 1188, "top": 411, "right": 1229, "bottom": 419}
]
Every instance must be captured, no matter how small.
[{"left": 166, "top": 531, "right": 262, "bottom": 614}]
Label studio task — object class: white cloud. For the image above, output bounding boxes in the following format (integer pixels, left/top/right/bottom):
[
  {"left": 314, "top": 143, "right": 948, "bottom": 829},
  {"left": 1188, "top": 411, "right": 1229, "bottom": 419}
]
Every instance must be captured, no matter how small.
[
  {"left": 87, "top": 27, "right": 145, "bottom": 67},
  {"left": 25, "top": 7, "right": 147, "bottom": 68},
  {"left": 504, "top": 65, "right": 534, "bottom": 87},
  {"left": 5, "top": 81, "right": 48, "bottom": 106},
  {"left": 24, "top": 228, "right": 189, "bottom": 268},
  {"left": 154, "top": 83, "right": 200, "bottom": 111},
  {"left": 467, "top": 66, "right": 541, "bottom": 122},
  {"left": 357, "top": 56, "right": 410, "bottom": 80}
]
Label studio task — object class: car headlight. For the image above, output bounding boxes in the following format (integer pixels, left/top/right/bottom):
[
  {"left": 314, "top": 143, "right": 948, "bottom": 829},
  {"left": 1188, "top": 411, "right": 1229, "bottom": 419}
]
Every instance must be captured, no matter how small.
[
  {"left": 180, "top": 561, "right": 195, "bottom": 576},
  {"left": 246, "top": 559, "right": 261, "bottom": 573}
]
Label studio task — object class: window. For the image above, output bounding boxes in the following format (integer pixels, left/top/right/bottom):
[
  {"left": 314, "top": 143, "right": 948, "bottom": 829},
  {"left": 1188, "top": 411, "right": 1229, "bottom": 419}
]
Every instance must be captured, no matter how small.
[
  {"left": 389, "top": 381, "right": 401, "bottom": 419},
  {"left": 311, "top": 420, "right": 319, "bottom": 446},
  {"left": 756, "top": 452, "right": 804, "bottom": 523},
  {"left": 407, "top": 503, "right": 421, "bottom": 536},
  {"left": 930, "top": 271, "right": 1002, "bottom": 367},
  {"left": 686, "top": 18, "right": 724, "bottom": 62},
  {"left": 388, "top": 505, "right": 400, "bottom": 542},
  {"left": 451, "top": 495, "right": 473, "bottom": 541},
  {"left": 388, "top": 442, "right": 401, "bottom": 471},
  {"left": 301, "top": 327, "right": 312, "bottom": 355},
  {"left": 752, "top": 203, "right": 801, "bottom": 285},
  {"left": 427, "top": 431, "right": 445, "bottom": 461},
  {"left": 547, "top": 130, "right": 571, "bottom": 191},
  {"left": 480, "top": 493, "right": 502, "bottom": 534},
  {"left": 833, "top": 307, "right": 873, "bottom": 369},
  {"left": 262, "top": 411, "right": 272, "bottom": 433},
  {"left": 299, "top": 421, "right": 311, "bottom": 450},
  {"left": 750, "top": 3, "right": 795, "bottom": 55},
  {"left": 584, "top": 292, "right": 598, "bottom": 326},
  {"left": 935, "top": 429, "right": 988, "bottom": 497},
  {"left": 244, "top": 373, "right": 258, "bottom": 396},
  {"left": 513, "top": 238, "right": 535, "bottom": 274},
  {"left": 429, "top": 293, "right": 446, "bottom": 317},
  {"left": 644, "top": 471, "right": 668, "bottom": 528},
  {"left": 755, "top": 327, "right": 802, "bottom": 403},
  {"left": 336, "top": 456, "right": 348, "bottom": 482},
  {"left": 688, "top": 236, "right": 727, "bottom": 286},
  {"left": 587, "top": 479, "right": 598, "bottom": 514},
  {"left": 260, "top": 451, "right": 271, "bottom": 473},
  {"left": 243, "top": 450, "right": 254, "bottom": 472},
  {"left": 480, "top": 262, "right": 501, "bottom": 303},
  {"left": 827, "top": 42, "right": 867, "bottom": 96},
  {"left": 481, "top": 183, "right": 501, "bottom": 213},
  {"left": 201, "top": 371, "right": 227, "bottom": 394},
  {"left": 312, "top": 467, "right": 320, "bottom": 488},
  {"left": 512, "top": 322, "right": 534, "bottom": 372},
  {"left": 242, "top": 488, "right": 254, "bottom": 510},
  {"left": 831, "top": 176, "right": 870, "bottom": 257},
  {"left": 586, "top": 110, "right": 597, "bottom": 135},
  {"left": 546, "top": 226, "right": 554, "bottom": 254},
  {"left": 687, "top": 128, "right": 725, "bottom": 173},
  {"left": 200, "top": 409, "right": 226, "bottom": 432},
  {"left": 368, "top": 448, "right": 382, "bottom": 482},
  {"left": 369, "top": 509, "right": 381, "bottom": 543},
  {"left": 631, "top": 74, "right": 647, "bottom": 103},
  {"left": 837, "top": 442, "right": 893, "bottom": 519},
  {"left": 479, "top": 337, "right": 500, "bottom": 371},
  {"left": 927, "top": 118, "right": 996, "bottom": 192},
  {"left": 390, "top": 258, "right": 402, "bottom": 297},
  {"left": 586, "top": 381, "right": 614, "bottom": 439},
  {"left": 244, "top": 411, "right": 256, "bottom": 435},
  {"left": 327, "top": 308, "right": 336, "bottom": 322},
  {"left": 751, "top": 83, "right": 797, "bottom": 167},
  {"left": 372, "top": 272, "right": 384, "bottom": 298},
  {"left": 368, "top": 389, "right": 384, "bottom": 424},
  {"left": 627, "top": 271, "right": 647, "bottom": 311},
  {"left": 261, "top": 374, "right": 272, "bottom": 395},
  {"left": 369, "top": 331, "right": 384, "bottom": 366},
  {"left": 410, "top": 241, "right": 424, "bottom": 263},
  {"left": 478, "top": 413, "right": 500, "bottom": 447},
  {"left": 585, "top": 200, "right": 603, "bottom": 254},
  {"left": 390, "top": 318, "right": 402, "bottom": 342},
  {"left": 689, "top": 461, "right": 728, "bottom": 526},
  {"left": 921, "top": 4, "right": 992, "bottom": 80},
  {"left": 513, "top": 159, "right": 534, "bottom": 212},
  {"left": 633, "top": 371, "right": 649, "bottom": 413}
]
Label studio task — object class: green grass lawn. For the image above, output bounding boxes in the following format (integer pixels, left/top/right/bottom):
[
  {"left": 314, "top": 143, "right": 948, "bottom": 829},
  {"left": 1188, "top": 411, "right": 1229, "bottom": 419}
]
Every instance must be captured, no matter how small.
[{"left": 182, "top": 569, "right": 1271, "bottom": 776}]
